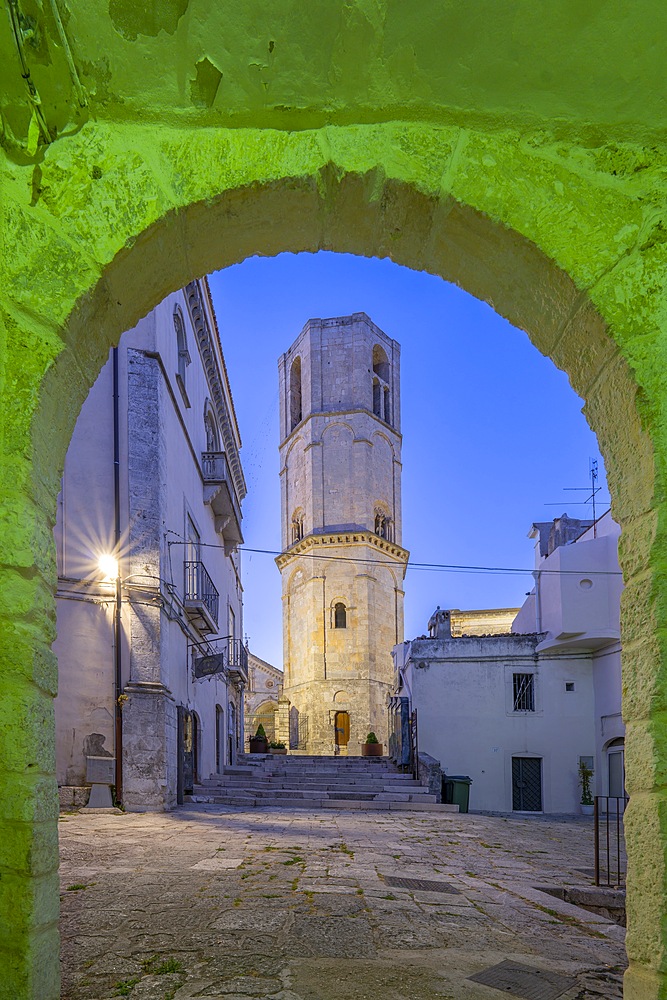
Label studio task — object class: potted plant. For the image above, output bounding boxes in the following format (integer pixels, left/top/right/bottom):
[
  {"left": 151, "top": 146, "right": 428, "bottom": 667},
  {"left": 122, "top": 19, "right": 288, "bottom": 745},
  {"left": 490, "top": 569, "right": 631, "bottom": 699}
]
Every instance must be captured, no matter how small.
[
  {"left": 361, "top": 731, "right": 383, "bottom": 757},
  {"left": 269, "top": 741, "right": 287, "bottom": 755},
  {"left": 249, "top": 723, "right": 269, "bottom": 754},
  {"left": 579, "top": 758, "right": 594, "bottom": 815}
]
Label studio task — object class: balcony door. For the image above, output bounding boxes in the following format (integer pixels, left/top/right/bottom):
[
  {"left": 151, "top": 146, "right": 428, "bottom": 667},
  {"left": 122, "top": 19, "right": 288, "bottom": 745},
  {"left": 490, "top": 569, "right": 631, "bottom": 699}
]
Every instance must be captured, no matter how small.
[
  {"left": 186, "top": 515, "right": 200, "bottom": 564},
  {"left": 185, "top": 515, "right": 201, "bottom": 600}
]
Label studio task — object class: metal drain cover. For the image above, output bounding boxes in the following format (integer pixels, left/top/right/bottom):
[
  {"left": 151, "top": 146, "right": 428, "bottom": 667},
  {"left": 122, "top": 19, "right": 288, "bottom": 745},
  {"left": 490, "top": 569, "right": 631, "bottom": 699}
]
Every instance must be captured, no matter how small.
[
  {"left": 381, "top": 874, "right": 460, "bottom": 894},
  {"left": 468, "top": 961, "right": 576, "bottom": 1000}
]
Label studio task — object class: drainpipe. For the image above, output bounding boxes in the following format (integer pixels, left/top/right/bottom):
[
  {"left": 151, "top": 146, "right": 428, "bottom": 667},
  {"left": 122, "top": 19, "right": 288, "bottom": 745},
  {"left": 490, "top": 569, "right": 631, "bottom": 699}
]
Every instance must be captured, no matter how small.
[
  {"left": 112, "top": 347, "right": 123, "bottom": 803},
  {"left": 533, "top": 568, "right": 542, "bottom": 634}
]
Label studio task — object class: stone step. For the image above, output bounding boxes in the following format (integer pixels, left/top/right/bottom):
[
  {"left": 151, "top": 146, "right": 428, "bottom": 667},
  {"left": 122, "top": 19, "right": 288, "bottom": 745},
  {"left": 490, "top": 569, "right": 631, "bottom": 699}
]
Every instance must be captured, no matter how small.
[
  {"left": 203, "top": 779, "right": 428, "bottom": 793},
  {"left": 193, "top": 784, "right": 436, "bottom": 803},
  {"left": 238, "top": 757, "right": 398, "bottom": 768},
  {"left": 185, "top": 793, "right": 456, "bottom": 813},
  {"left": 223, "top": 769, "right": 411, "bottom": 780}
]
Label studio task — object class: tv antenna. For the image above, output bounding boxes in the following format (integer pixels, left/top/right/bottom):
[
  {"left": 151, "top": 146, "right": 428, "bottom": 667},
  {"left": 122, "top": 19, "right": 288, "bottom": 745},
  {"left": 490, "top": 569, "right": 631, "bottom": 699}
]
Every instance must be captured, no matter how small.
[{"left": 544, "top": 459, "right": 607, "bottom": 537}]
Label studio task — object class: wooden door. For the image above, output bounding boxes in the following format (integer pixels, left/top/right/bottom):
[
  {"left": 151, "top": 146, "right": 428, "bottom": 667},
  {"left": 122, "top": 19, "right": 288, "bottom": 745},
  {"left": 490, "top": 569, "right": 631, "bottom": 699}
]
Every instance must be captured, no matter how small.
[{"left": 334, "top": 711, "right": 350, "bottom": 747}]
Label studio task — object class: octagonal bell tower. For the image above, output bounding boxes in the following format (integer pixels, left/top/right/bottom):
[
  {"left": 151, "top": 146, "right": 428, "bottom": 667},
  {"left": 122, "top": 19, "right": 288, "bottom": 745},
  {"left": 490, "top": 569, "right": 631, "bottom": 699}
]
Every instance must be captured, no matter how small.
[{"left": 276, "top": 313, "right": 409, "bottom": 754}]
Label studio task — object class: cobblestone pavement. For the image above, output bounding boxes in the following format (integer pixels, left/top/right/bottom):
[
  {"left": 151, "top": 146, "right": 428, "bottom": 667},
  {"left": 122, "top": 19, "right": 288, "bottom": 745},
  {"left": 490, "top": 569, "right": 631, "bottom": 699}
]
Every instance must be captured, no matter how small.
[{"left": 59, "top": 806, "right": 626, "bottom": 999}]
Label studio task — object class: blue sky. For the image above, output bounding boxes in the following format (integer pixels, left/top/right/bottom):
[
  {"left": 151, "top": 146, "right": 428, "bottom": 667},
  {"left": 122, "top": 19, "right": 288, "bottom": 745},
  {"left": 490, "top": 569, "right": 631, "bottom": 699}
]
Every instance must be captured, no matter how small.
[{"left": 208, "top": 252, "right": 608, "bottom": 669}]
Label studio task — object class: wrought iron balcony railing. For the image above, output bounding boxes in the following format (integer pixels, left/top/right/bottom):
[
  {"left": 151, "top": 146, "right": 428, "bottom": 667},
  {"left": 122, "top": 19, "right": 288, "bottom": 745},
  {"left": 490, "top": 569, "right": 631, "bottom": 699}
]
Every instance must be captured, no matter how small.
[
  {"left": 184, "top": 560, "right": 219, "bottom": 633},
  {"left": 193, "top": 637, "right": 249, "bottom": 685},
  {"left": 226, "top": 637, "right": 249, "bottom": 685}
]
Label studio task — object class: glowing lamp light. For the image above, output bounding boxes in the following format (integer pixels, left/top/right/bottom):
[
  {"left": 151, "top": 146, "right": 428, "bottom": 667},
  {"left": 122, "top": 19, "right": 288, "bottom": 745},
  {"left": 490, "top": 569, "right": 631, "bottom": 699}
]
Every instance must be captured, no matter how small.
[{"left": 98, "top": 554, "right": 119, "bottom": 580}]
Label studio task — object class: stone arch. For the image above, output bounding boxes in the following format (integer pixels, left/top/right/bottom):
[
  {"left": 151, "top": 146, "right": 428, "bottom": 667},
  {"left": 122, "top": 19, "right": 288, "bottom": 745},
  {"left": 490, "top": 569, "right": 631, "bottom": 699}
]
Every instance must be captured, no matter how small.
[
  {"left": 249, "top": 700, "right": 278, "bottom": 743},
  {"left": 318, "top": 420, "right": 356, "bottom": 442},
  {"left": 2, "top": 120, "right": 663, "bottom": 1000}
]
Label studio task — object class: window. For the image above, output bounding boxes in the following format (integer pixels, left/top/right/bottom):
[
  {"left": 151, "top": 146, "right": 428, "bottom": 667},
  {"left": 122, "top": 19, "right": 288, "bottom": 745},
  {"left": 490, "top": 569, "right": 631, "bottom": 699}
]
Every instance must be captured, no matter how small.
[
  {"left": 291, "top": 508, "right": 304, "bottom": 543},
  {"left": 374, "top": 506, "right": 392, "bottom": 540},
  {"left": 372, "top": 343, "right": 390, "bottom": 383},
  {"left": 565, "top": 681, "right": 575, "bottom": 692},
  {"left": 372, "top": 344, "right": 391, "bottom": 423},
  {"left": 334, "top": 602, "right": 346, "bottom": 629},
  {"left": 174, "top": 307, "right": 191, "bottom": 405},
  {"left": 290, "top": 356, "right": 302, "bottom": 431},
  {"left": 513, "top": 672, "right": 535, "bottom": 712},
  {"left": 204, "top": 407, "right": 220, "bottom": 452}
]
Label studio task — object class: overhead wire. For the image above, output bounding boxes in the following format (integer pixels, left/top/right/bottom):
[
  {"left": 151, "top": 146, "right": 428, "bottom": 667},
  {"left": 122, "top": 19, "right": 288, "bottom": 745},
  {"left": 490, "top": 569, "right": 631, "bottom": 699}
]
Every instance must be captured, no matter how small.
[{"left": 165, "top": 537, "right": 623, "bottom": 577}]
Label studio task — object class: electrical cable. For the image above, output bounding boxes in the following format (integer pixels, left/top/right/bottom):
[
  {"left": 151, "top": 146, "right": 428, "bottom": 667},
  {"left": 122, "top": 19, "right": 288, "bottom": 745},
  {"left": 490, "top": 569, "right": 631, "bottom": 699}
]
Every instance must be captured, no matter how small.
[{"left": 166, "top": 538, "right": 622, "bottom": 577}]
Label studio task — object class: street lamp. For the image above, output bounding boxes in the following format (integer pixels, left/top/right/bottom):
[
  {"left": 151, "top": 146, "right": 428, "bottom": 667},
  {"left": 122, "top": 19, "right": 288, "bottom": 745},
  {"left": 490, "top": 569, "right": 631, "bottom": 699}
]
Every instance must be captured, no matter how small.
[
  {"left": 99, "top": 552, "right": 122, "bottom": 804},
  {"left": 98, "top": 554, "right": 119, "bottom": 580}
]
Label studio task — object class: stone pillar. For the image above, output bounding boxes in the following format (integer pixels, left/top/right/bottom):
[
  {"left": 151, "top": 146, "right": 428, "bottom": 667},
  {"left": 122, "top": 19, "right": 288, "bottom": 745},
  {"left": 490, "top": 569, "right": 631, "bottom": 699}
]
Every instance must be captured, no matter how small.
[
  {"left": 276, "top": 697, "right": 291, "bottom": 748},
  {"left": 0, "top": 491, "right": 61, "bottom": 998},
  {"left": 121, "top": 685, "right": 177, "bottom": 811}
]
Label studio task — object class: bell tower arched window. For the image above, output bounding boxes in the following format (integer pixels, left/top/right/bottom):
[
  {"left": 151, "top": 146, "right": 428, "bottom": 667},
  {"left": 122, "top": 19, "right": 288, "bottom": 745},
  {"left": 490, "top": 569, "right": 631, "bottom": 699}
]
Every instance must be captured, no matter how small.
[
  {"left": 374, "top": 505, "right": 393, "bottom": 541},
  {"left": 290, "top": 356, "right": 302, "bottom": 431},
  {"left": 334, "top": 602, "right": 347, "bottom": 629},
  {"left": 372, "top": 344, "right": 391, "bottom": 424},
  {"left": 291, "top": 508, "right": 305, "bottom": 544}
]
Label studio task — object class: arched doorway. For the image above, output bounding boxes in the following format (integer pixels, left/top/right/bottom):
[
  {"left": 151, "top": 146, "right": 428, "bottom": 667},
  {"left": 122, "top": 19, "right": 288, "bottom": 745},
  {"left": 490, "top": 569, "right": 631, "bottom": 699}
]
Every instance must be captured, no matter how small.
[
  {"left": 215, "top": 705, "right": 224, "bottom": 775},
  {"left": 2, "top": 11, "right": 665, "bottom": 991}
]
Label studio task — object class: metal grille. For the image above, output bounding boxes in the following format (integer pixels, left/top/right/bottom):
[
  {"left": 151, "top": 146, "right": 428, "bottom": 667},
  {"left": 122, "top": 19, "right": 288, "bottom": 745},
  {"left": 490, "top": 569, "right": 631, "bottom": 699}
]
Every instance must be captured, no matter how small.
[
  {"left": 410, "top": 709, "right": 419, "bottom": 780},
  {"left": 512, "top": 757, "right": 542, "bottom": 811},
  {"left": 289, "top": 708, "right": 308, "bottom": 750},
  {"left": 468, "top": 961, "right": 575, "bottom": 1000},
  {"left": 594, "top": 795, "right": 628, "bottom": 886},
  {"left": 184, "top": 560, "right": 219, "bottom": 625},
  {"left": 381, "top": 874, "right": 460, "bottom": 894},
  {"left": 513, "top": 672, "right": 535, "bottom": 711}
]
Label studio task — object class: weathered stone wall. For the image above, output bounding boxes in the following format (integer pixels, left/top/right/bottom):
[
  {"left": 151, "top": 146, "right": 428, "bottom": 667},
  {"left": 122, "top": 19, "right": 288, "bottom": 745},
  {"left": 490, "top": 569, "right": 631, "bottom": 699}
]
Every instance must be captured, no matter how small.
[{"left": 2, "top": 4, "right": 667, "bottom": 996}]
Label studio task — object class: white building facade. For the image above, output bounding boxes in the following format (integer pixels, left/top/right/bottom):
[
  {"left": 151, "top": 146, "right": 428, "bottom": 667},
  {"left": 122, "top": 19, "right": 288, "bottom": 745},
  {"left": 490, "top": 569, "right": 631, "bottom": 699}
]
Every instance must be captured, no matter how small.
[
  {"left": 393, "top": 512, "right": 624, "bottom": 814},
  {"left": 54, "top": 279, "right": 247, "bottom": 811},
  {"left": 513, "top": 511, "right": 624, "bottom": 799}
]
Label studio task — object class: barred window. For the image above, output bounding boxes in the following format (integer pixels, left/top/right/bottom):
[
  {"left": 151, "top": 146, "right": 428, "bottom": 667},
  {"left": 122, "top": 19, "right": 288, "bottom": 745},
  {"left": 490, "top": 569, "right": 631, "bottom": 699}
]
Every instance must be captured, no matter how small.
[{"left": 513, "top": 673, "right": 535, "bottom": 712}]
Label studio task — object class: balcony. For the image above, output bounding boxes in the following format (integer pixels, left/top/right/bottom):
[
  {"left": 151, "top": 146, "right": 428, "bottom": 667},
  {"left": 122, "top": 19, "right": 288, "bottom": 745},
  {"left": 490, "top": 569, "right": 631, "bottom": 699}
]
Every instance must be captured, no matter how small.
[
  {"left": 193, "top": 638, "right": 249, "bottom": 686},
  {"left": 184, "top": 560, "right": 219, "bottom": 634},
  {"left": 202, "top": 451, "right": 244, "bottom": 553},
  {"left": 226, "top": 637, "right": 249, "bottom": 686}
]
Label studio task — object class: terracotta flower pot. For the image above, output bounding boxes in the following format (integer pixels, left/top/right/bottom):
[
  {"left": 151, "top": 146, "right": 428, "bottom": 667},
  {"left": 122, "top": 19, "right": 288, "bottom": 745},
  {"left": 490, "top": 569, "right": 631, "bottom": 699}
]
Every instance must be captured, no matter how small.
[
  {"left": 249, "top": 737, "right": 268, "bottom": 754},
  {"left": 270, "top": 748, "right": 287, "bottom": 755},
  {"left": 361, "top": 742, "right": 383, "bottom": 756}
]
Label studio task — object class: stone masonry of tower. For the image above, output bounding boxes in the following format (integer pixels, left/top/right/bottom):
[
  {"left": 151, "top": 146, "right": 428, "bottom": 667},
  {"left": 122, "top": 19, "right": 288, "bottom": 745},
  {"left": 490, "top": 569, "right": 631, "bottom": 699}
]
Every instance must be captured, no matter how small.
[{"left": 276, "top": 314, "right": 409, "bottom": 754}]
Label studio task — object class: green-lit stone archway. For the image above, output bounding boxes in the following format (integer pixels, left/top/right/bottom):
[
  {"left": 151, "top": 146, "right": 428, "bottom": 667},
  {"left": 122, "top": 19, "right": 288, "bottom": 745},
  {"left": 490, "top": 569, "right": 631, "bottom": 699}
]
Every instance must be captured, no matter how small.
[{"left": 3, "top": 4, "right": 667, "bottom": 998}]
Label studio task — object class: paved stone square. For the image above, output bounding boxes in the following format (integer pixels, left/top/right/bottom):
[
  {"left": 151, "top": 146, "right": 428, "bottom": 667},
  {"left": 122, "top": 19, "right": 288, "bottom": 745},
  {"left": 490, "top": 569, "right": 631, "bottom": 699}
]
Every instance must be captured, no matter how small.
[{"left": 59, "top": 807, "right": 626, "bottom": 999}]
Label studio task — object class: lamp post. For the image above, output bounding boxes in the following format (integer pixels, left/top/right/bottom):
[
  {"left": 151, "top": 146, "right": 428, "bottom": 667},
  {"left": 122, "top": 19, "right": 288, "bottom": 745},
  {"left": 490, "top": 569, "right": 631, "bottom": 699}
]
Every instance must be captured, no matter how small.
[{"left": 99, "top": 554, "right": 123, "bottom": 804}]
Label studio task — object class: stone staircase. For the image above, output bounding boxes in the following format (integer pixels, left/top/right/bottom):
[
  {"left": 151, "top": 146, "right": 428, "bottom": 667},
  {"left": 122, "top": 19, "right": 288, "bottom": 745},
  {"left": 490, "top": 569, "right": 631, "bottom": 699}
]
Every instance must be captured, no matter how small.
[{"left": 186, "top": 754, "right": 458, "bottom": 812}]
